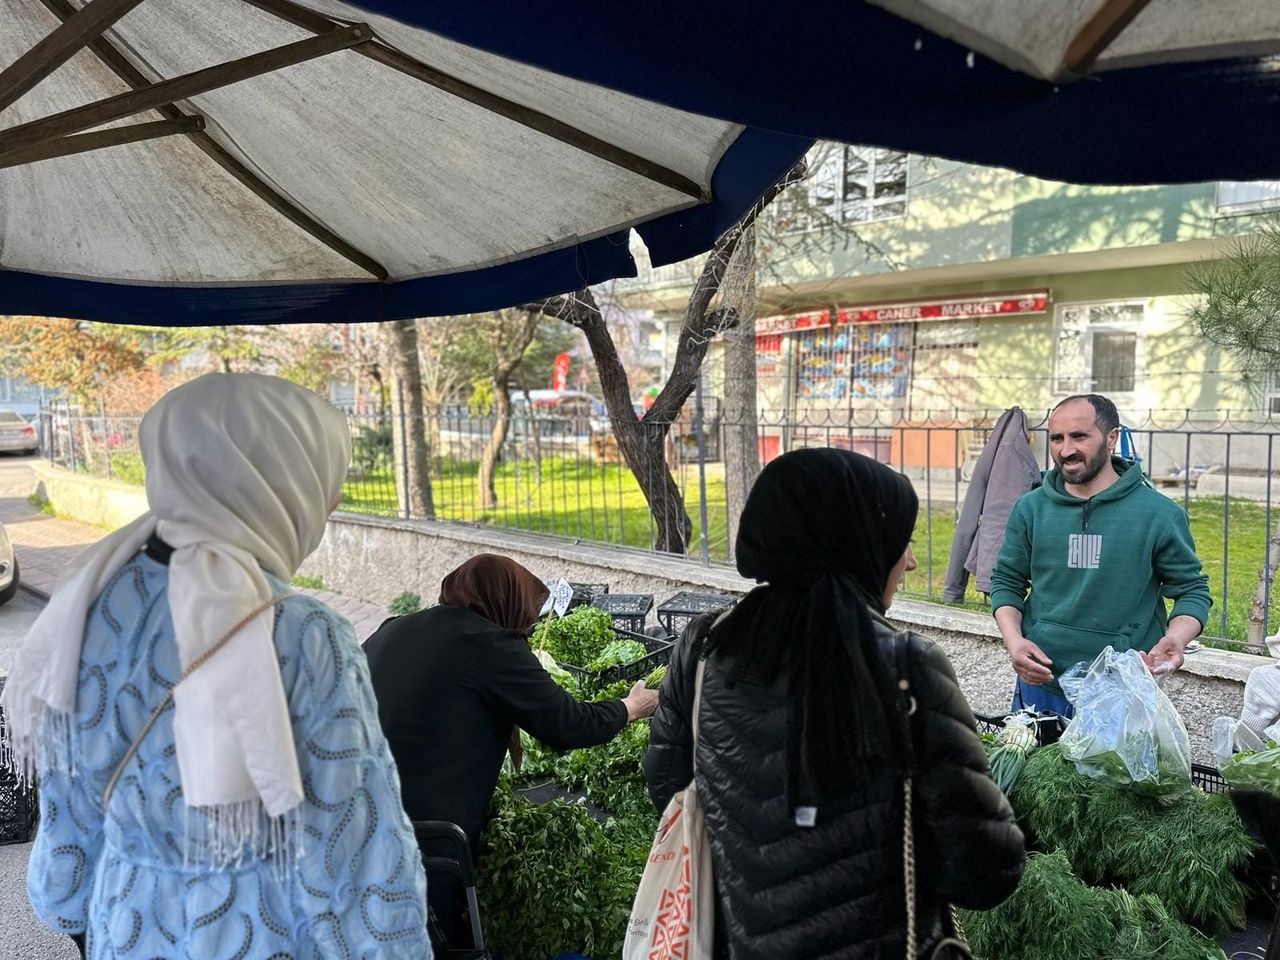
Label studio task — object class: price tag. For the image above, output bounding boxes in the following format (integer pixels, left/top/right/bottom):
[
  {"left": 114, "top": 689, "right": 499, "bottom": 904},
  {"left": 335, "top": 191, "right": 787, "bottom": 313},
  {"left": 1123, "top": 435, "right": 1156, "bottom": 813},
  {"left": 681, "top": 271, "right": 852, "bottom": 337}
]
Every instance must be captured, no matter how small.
[{"left": 541, "top": 577, "right": 574, "bottom": 617}]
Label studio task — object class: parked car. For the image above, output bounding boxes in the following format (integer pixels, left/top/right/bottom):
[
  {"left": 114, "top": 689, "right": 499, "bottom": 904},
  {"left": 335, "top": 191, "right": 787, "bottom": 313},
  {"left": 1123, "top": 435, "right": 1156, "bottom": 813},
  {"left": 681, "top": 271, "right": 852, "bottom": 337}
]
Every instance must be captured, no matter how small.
[
  {"left": 0, "top": 409, "right": 38, "bottom": 456},
  {"left": 0, "top": 522, "right": 19, "bottom": 604}
]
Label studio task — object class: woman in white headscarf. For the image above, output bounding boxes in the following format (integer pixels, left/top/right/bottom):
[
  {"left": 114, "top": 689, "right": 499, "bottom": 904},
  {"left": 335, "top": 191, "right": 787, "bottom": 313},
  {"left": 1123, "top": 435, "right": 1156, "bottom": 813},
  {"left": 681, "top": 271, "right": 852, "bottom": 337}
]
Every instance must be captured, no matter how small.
[{"left": 3, "top": 373, "right": 430, "bottom": 958}]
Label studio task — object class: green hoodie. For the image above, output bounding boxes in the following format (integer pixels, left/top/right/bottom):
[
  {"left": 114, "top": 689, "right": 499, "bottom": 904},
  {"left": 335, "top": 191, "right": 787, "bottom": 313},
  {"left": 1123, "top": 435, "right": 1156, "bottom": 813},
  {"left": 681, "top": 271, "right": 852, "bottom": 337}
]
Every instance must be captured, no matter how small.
[{"left": 989, "top": 456, "right": 1212, "bottom": 694}]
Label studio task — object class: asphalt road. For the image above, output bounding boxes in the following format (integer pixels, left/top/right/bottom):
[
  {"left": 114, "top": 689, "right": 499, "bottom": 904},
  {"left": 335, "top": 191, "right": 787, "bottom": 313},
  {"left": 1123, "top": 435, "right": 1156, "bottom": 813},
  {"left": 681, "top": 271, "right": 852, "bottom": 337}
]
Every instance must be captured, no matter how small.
[{"left": 0, "top": 582, "right": 77, "bottom": 959}]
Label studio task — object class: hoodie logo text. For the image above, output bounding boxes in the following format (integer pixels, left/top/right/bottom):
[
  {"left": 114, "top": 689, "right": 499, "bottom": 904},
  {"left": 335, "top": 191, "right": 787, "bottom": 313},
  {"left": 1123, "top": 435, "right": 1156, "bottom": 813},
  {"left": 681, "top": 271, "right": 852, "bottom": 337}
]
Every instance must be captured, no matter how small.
[{"left": 1067, "top": 534, "right": 1103, "bottom": 570}]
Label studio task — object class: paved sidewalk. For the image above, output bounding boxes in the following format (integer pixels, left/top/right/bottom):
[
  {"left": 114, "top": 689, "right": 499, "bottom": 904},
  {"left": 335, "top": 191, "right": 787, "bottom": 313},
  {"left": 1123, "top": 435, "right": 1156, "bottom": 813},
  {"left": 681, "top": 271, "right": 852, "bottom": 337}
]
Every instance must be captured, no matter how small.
[{"left": 0, "top": 494, "right": 391, "bottom": 642}]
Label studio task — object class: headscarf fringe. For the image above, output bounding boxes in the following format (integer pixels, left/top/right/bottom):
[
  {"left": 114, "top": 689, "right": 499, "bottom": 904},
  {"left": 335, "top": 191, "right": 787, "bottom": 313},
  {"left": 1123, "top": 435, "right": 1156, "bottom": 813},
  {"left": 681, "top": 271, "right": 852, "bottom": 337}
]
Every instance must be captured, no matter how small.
[
  {"left": 182, "top": 799, "right": 304, "bottom": 877},
  {"left": 1, "top": 703, "right": 73, "bottom": 791}
]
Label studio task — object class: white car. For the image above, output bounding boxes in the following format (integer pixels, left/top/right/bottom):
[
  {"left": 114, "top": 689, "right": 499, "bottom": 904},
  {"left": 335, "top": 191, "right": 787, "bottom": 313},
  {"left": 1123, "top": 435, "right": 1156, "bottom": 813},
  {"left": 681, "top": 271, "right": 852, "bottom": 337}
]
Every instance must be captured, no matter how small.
[
  {"left": 0, "top": 522, "right": 18, "bottom": 604},
  {"left": 0, "top": 409, "right": 37, "bottom": 455}
]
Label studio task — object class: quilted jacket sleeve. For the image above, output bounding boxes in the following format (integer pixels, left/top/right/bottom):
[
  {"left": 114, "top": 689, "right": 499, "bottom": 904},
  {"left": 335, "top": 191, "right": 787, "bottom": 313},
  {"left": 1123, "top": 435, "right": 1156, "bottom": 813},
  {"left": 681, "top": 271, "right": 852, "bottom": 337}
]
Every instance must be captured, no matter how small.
[
  {"left": 910, "top": 634, "right": 1025, "bottom": 910},
  {"left": 642, "top": 616, "right": 708, "bottom": 813}
]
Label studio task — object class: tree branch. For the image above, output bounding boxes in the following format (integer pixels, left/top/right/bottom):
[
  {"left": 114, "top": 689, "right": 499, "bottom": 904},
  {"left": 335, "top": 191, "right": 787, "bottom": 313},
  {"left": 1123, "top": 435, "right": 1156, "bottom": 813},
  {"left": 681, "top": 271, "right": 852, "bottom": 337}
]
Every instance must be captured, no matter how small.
[{"left": 646, "top": 161, "right": 805, "bottom": 426}]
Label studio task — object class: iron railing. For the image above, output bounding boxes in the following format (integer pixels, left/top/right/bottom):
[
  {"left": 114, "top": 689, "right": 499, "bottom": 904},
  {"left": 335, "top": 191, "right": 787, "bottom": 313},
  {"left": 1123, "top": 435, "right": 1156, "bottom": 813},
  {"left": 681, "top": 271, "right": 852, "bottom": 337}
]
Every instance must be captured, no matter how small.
[{"left": 35, "top": 404, "right": 1280, "bottom": 654}]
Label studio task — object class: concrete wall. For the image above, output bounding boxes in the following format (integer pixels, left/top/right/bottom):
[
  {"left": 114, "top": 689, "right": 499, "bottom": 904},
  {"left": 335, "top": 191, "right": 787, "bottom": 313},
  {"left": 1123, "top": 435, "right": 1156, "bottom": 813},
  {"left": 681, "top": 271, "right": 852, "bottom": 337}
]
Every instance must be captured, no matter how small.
[
  {"left": 30, "top": 462, "right": 147, "bottom": 530},
  {"left": 34, "top": 465, "right": 1263, "bottom": 766},
  {"left": 305, "top": 511, "right": 1265, "bottom": 764}
]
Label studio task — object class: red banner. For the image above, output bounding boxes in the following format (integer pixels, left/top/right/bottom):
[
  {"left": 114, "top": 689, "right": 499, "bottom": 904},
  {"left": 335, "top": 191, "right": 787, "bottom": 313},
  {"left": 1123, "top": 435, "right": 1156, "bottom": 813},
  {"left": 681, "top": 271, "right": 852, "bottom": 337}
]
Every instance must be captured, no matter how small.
[
  {"left": 550, "top": 352, "right": 571, "bottom": 391},
  {"left": 756, "top": 291, "right": 1050, "bottom": 337}
]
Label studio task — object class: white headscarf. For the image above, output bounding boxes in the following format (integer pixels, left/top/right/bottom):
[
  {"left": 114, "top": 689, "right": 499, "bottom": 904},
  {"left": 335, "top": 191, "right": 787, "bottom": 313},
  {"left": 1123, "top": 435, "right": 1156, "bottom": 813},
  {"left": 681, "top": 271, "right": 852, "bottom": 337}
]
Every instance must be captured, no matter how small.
[{"left": 1, "top": 373, "right": 350, "bottom": 828}]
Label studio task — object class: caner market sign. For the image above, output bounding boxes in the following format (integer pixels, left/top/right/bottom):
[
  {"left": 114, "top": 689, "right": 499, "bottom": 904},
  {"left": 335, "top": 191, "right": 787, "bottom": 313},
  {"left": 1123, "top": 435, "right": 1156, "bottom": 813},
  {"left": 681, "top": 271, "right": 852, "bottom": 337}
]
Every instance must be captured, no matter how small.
[{"left": 757, "top": 291, "right": 1050, "bottom": 336}]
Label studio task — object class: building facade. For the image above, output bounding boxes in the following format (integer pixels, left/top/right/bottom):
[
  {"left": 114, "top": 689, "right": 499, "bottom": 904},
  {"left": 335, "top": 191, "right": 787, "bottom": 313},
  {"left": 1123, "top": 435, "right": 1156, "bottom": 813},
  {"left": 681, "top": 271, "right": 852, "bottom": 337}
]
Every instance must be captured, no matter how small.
[{"left": 626, "top": 147, "right": 1280, "bottom": 471}]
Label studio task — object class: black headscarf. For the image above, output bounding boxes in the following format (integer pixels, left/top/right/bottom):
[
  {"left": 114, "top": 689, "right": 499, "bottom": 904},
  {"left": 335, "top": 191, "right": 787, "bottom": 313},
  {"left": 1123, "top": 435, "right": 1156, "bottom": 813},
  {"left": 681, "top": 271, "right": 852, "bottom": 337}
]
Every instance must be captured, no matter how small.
[{"left": 717, "top": 448, "right": 919, "bottom": 817}]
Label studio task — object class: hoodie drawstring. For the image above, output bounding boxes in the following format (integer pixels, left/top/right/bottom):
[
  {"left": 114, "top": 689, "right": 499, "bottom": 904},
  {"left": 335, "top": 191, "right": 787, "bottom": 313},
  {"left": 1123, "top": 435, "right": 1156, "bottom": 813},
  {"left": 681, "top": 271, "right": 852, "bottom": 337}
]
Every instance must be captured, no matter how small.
[{"left": 1082, "top": 500, "right": 1094, "bottom": 531}]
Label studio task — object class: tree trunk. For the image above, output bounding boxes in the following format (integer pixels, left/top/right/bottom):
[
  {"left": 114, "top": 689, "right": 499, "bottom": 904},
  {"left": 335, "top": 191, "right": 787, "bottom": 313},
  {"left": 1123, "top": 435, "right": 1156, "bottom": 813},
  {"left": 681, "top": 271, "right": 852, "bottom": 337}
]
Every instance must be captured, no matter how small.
[
  {"left": 722, "top": 224, "right": 760, "bottom": 559},
  {"left": 565, "top": 292, "right": 693, "bottom": 552},
  {"left": 383, "top": 319, "right": 435, "bottom": 517},
  {"left": 1248, "top": 516, "right": 1280, "bottom": 646},
  {"left": 625, "top": 417, "right": 693, "bottom": 553},
  {"left": 515, "top": 367, "right": 543, "bottom": 483},
  {"left": 478, "top": 378, "right": 512, "bottom": 510}
]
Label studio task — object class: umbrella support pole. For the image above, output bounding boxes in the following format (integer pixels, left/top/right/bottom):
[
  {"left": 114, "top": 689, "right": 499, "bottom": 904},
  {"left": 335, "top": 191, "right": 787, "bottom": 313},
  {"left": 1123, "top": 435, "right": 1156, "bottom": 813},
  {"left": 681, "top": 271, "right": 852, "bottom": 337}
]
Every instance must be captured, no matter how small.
[
  {"left": 0, "top": 116, "right": 204, "bottom": 170},
  {"left": 25, "top": 0, "right": 388, "bottom": 280},
  {"left": 0, "top": 23, "right": 371, "bottom": 157},
  {"left": 241, "top": 0, "right": 707, "bottom": 200},
  {"left": 0, "top": 0, "right": 145, "bottom": 114}
]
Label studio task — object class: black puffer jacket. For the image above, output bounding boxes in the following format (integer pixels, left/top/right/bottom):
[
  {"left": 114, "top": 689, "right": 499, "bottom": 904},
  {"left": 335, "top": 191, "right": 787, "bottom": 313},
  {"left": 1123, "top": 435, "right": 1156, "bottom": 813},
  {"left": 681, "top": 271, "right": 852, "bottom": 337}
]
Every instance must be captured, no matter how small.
[{"left": 644, "top": 612, "right": 1025, "bottom": 960}]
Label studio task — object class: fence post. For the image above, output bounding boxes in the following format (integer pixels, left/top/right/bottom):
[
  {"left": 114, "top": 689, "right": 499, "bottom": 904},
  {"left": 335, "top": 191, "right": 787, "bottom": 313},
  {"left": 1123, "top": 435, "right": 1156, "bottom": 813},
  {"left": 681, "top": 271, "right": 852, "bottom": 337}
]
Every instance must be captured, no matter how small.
[
  {"left": 66, "top": 401, "right": 77, "bottom": 473},
  {"left": 100, "top": 397, "right": 112, "bottom": 481},
  {"left": 693, "top": 370, "right": 711, "bottom": 567},
  {"left": 397, "top": 378, "right": 410, "bottom": 520}
]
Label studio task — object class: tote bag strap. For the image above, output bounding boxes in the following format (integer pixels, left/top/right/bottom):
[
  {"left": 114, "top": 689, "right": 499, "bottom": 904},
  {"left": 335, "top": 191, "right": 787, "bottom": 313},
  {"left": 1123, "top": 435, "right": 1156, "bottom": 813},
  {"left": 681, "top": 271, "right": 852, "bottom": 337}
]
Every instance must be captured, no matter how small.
[{"left": 101, "top": 592, "right": 293, "bottom": 812}]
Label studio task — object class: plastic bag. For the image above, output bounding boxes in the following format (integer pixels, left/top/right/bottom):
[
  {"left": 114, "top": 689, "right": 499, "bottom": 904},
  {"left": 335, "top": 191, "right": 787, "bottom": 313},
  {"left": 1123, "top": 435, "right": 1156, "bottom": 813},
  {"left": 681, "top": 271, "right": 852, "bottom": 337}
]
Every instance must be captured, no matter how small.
[
  {"left": 1212, "top": 714, "right": 1280, "bottom": 795},
  {"left": 1059, "top": 646, "right": 1193, "bottom": 797}
]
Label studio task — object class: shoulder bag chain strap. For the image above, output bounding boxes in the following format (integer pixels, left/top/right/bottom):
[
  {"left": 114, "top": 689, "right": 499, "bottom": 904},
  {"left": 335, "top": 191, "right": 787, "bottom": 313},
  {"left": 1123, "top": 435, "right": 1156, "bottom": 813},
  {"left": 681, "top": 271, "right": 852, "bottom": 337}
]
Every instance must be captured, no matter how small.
[{"left": 101, "top": 592, "right": 292, "bottom": 812}]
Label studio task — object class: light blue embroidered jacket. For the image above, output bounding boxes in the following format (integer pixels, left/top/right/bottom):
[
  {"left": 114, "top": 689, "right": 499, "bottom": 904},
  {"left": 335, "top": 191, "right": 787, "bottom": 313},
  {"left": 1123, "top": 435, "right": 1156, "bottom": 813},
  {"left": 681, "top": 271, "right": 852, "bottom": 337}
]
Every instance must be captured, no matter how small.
[{"left": 27, "top": 552, "right": 431, "bottom": 959}]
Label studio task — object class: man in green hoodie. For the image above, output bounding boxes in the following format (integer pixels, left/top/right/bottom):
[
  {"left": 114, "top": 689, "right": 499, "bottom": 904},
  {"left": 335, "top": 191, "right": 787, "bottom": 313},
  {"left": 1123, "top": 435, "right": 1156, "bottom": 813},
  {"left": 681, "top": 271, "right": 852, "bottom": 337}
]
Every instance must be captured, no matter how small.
[{"left": 990, "top": 394, "right": 1211, "bottom": 716}]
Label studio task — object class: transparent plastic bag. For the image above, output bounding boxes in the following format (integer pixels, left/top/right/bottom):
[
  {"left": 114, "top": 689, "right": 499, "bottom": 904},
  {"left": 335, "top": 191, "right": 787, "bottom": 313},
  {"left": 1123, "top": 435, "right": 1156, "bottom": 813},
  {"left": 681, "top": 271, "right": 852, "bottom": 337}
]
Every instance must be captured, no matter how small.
[
  {"left": 1212, "top": 714, "right": 1280, "bottom": 795},
  {"left": 1059, "top": 646, "right": 1193, "bottom": 797}
]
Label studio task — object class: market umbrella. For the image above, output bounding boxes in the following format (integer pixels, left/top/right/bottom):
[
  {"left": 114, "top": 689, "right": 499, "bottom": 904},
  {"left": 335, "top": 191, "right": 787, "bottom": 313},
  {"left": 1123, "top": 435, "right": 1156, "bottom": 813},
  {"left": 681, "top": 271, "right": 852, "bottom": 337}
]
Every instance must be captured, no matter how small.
[
  {"left": 0, "top": 0, "right": 810, "bottom": 325},
  {"left": 348, "top": 0, "right": 1280, "bottom": 186}
]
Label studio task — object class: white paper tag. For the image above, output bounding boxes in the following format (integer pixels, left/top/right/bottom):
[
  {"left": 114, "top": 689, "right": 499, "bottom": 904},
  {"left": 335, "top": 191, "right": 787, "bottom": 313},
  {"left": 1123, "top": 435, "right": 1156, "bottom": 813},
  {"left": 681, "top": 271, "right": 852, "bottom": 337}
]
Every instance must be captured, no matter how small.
[
  {"left": 794, "top": 806, "right": 817, "bottom": 828},
  {"left": 540, "top": 578, "right": 574, "bottom": 617}
]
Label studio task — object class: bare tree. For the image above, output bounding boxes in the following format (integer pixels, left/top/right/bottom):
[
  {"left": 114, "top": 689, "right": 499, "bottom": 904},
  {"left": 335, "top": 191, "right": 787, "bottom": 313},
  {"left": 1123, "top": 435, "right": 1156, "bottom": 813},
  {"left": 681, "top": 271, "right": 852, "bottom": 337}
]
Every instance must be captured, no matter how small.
[{"left": 536, "top": 162, "right": 805, "bottom": 553}]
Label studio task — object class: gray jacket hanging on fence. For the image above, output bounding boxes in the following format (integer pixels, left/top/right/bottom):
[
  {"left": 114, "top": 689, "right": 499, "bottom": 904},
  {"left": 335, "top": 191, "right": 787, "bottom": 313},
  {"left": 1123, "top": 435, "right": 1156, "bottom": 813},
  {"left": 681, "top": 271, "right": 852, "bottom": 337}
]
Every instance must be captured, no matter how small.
[{"left": 943, "top": 407, "right": 1041, "bottom": 601}]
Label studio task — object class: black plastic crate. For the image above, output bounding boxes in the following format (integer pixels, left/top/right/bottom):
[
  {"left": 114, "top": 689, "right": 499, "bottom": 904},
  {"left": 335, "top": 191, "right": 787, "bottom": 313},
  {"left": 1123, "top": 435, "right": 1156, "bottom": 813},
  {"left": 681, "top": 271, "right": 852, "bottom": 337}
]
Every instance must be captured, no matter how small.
[
  {"left": 1192, "top": 763, "right": 1229, "bottom": 795},
  {"left": 567, "top": 581, "right": 609, "bottom": 610},
  {"left": 590, "top": 593, "right": 653, "bottom": 633},
  {"left": 657, "top": 590, "right": 737, "bottom": 637},
  {"left": 0, "top": 678, "right": 37, "bottom": 845}
]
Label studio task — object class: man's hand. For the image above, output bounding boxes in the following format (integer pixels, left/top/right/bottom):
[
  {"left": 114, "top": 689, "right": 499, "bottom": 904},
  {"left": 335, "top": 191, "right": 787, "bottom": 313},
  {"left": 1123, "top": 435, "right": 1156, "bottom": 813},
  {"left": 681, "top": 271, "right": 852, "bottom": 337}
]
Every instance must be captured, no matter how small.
[
  {"left": 1141, "top": 615, "right": 1201, "bottom": 675},
  {"left": 622, "top": 681, "right": 659, "bottom": 721},
  {"left": 1141, "top": 636, "right": 1187, "bottom": 675},
  {"left": 1006, "top": 636, "right": 1054, "bottom": 685}
]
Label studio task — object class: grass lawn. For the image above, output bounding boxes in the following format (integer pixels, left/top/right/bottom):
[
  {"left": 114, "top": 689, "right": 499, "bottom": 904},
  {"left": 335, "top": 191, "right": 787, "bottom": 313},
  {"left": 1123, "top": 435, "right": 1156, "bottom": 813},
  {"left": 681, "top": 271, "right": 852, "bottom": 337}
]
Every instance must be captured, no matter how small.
[
  {"left": 901, "top": 496, "right": 1274, "bottom": 650},
  {"left": 105, "top": 450, "right": 1270, "bottom": 651},
  {"left": 341, "top": 456, "right": 732, "bottom": 561}
]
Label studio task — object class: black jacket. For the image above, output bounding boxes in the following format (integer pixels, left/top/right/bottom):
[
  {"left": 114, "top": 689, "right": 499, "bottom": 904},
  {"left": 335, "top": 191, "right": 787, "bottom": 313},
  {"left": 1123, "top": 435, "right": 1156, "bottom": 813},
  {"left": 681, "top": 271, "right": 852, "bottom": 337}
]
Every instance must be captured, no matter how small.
[
  {"left": 365, "top": 604, "right": 627, "bottom": 837},
  {"left": 644, "top": 612, "right": 1025, "bottom": 960}
]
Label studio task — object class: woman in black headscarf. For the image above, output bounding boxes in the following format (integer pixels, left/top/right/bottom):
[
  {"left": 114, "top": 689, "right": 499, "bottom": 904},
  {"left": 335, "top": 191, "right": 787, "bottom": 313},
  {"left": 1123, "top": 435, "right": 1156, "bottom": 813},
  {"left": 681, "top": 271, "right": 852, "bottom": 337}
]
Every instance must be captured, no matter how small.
[
  {"left": 365, "top": 553, "right": 657, "bottom": 942},
  {"left": 644, "top": 449, "right": 1025, "bottom": 960}
]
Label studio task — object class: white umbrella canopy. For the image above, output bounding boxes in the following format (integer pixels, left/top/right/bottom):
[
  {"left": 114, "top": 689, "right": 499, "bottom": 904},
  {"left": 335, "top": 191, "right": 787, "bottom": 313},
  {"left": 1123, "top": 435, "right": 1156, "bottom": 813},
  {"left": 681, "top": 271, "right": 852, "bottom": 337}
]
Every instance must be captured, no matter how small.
[
  {"left": 0, "top": 0, "right": 809, "bottom": 324},
  {"left": 868, "top": 0, "right": 1280, "bottom": 81}
]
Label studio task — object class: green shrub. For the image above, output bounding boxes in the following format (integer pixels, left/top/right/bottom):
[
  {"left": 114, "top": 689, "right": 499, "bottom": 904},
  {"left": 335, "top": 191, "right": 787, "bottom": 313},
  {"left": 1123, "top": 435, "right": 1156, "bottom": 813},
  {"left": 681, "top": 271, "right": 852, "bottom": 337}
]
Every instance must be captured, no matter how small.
[
  {"left": 289, "top": 574, "right": 325, "bottom": 590},
  {"left": 388, "top": 591, "right": 422, "bottom": 616},
  {"left": 109, "top": 450, "right": 145, "bottom": 486}
]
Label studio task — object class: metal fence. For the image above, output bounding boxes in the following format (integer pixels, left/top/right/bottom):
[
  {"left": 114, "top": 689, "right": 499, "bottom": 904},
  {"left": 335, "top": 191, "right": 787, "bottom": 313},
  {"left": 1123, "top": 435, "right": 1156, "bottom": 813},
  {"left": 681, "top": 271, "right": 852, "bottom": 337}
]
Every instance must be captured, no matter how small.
[{"left": 36, "top": 403, "right": 1280, "bottom": 654}]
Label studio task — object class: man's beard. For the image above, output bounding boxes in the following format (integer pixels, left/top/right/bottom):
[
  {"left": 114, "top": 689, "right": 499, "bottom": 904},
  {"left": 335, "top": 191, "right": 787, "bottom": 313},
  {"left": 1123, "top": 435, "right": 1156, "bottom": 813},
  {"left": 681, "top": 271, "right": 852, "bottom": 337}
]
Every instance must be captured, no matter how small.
[{"left": 1055, "top": 445, "right": 1109, "bottom": 485}]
